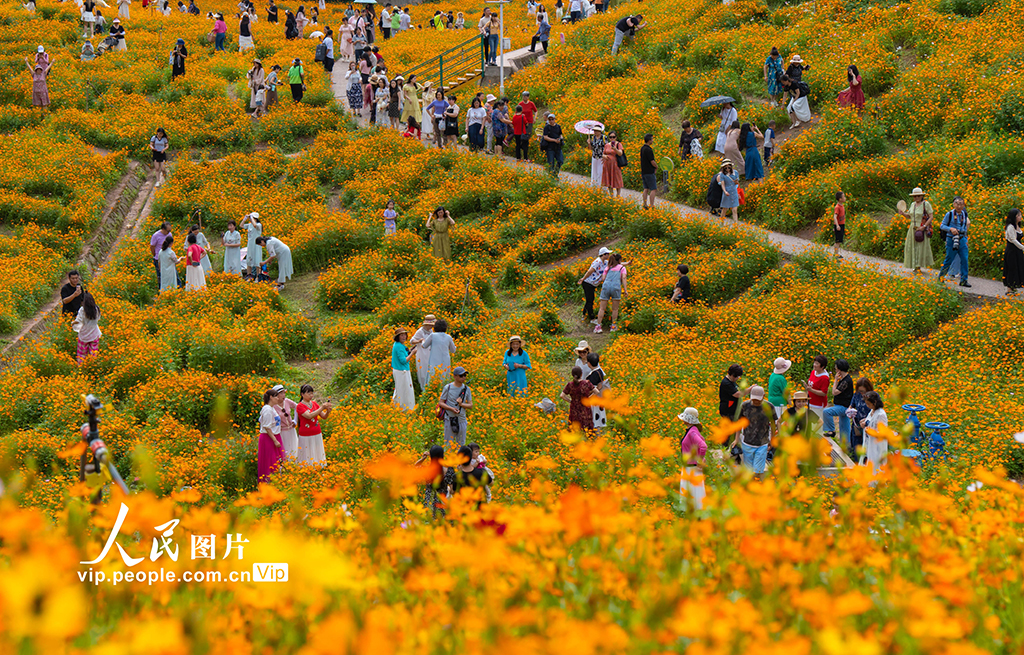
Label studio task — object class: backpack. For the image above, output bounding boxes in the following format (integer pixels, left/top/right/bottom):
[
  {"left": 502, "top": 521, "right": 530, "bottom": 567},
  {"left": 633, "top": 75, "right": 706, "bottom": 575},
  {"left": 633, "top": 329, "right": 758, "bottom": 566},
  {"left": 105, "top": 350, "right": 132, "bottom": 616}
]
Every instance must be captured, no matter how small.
[
  {"left": 690, "top": 138, "right": 704, "bottom": 159},
  {"left": 706, "top": 176, "right": 723, "bottom": 208},
  {"left": 314, "top": 41, "right": 326, "bottom": 62}
]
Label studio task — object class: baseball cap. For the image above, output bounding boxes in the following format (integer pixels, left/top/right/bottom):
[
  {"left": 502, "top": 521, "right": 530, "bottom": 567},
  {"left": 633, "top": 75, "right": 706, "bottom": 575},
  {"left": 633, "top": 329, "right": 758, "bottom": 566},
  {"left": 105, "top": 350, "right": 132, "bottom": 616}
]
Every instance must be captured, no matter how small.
[
  {"left": 749, "top": 385, "right": 765, "bottom": 401},
  {"left": 598, "top": 247, "right": 611, "bottom": 256},
  {"left": 452, "top": 366, "right": 468, "bottom": 377}
]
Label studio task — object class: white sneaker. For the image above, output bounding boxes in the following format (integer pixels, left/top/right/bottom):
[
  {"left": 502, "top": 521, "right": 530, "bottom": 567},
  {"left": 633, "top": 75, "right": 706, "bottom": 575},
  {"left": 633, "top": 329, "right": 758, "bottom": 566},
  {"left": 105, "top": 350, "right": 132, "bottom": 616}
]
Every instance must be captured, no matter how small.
[{"left": 589, "top": 319, "right": 599, "bottom": 325}]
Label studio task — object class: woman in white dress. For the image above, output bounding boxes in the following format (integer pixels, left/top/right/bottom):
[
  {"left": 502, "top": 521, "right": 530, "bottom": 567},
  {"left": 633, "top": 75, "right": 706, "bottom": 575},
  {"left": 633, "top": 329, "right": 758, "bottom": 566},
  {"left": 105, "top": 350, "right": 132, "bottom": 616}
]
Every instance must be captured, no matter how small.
[
  {"left": 860, "top": 391, "right": 889, "bottom": 473},
  {"left": 391, "top": 328, "right": 418, "bottom": 410},
  {"left": 418, "top": 318, "right": 456, "bottom": 388},
  {"left": 409, "top": 314, "right": 435, "bottom": 391},
  {"left": 256, "top": 235, "right": 293, "bottom": 289},
  {"left": 184, "top": 233, "right": 207, "bottom": 291},
  {"left": 273, "top": 384, "right": 299, "bottom": 459},
  {"left": 295, "top": 384, "right": 330, "bottom": 464},
  {"left": 158, "top": 236, "right": 182, "bottom": 292},
  {"left": 222, "top": 220, "right": 243, "bottom": 274},
  {"left": 715, "top": 101, "right": 737, "bottom": 154},
  {"left": 116, "top": 0, "right": 129, "bottom": 19},
  {"left": 241, "top": 212, "right": 262, "bottom": 275},
  {"left": 190, "top": 224, "right": 213, "bottom": 273}
]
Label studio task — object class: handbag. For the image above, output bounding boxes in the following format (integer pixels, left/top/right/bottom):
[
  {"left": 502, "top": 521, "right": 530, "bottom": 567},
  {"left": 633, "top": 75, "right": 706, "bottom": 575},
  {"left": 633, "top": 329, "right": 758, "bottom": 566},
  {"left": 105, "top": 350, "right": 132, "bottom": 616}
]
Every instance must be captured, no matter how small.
[
  {"left": 914, "top": 229, "right": 925, "bottom": 242},
  {"left": 616, "top": 151, "right": 628, "bottom": 168},
  {"left": 438, "top": 119, "right": 446, "bottom": 131}
]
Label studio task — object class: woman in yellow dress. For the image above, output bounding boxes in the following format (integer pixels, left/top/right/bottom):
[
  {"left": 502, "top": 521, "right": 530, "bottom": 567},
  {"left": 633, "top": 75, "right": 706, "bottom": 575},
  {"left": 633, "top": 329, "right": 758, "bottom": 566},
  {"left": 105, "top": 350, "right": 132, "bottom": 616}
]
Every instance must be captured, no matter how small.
[
  {"left": 401, "top": 74, "right": 422, "bottom": 126},
  {"left": 900, "top": 187, "right": 935, "bottom": 273},
  {"left": 426, "top": 207, "right": 454, "bottom": 261}
]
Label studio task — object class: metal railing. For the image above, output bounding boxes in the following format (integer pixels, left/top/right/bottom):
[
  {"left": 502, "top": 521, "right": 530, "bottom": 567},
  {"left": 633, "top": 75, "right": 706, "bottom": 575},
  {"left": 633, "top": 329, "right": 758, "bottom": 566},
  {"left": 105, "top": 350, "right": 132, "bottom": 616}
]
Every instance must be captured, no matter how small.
[{"left": 399, "top": 34, "right": 485, "bottom": 92}]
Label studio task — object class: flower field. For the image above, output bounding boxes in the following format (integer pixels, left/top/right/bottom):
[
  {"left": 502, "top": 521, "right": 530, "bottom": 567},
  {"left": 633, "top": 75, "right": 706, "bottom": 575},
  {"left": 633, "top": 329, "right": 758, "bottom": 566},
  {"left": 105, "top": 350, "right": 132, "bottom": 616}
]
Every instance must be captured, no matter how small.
[{"left": 2, "top": 0, "right": 1024, "bottom": 652}]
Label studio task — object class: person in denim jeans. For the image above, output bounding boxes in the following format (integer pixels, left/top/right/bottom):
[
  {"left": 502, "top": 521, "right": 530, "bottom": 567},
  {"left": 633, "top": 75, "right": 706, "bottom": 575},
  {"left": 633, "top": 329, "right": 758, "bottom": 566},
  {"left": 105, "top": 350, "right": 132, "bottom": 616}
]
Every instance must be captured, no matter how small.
[
  {"left": 734, "top": 386, "right": 773, "bottom": 479},
  {"left": 594, "top": 253, "right": 626, "bottom": 333},
  {"left": 821, "top": 359, "right": 854, "bottom": 448},
  {"left": 938, "top": 196, "right": 971, "bottom": 288},
  {"left": 845, "top": 377, "right": 873, "bottom": 459}
]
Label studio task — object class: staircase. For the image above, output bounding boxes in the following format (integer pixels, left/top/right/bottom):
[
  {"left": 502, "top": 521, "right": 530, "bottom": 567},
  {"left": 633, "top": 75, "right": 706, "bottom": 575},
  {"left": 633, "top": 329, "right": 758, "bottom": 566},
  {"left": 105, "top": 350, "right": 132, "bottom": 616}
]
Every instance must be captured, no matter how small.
[{"left": 399, "top": 34, "right": 484, "bottom": 93}]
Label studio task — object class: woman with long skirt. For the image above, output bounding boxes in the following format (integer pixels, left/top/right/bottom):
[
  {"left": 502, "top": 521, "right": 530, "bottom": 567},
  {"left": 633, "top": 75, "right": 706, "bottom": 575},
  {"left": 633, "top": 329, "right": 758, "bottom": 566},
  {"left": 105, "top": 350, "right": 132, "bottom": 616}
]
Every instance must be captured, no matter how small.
[
  {"left": 159, "top": 236, "right": 182, "bottom": 292},
  {"left": 296, "top": 384, "right": 330, "bottom": 464},
  {"left": 257, "top": 387, "right": 285, "bottom": 480},
  {"left": 256, "top": 235, "right": 293, "bottom": 289},
  {"left": 409, "top": 314, "right": 435, "bottom": 391},
  {"left": 222, "top": 220, "right": 243, "bottom": 274},
  {"left": 1004, "top": 208, "right": 1024, "bottom": 295},
  {"left": 241, "top": 212, "right": 263, "bottom": 275},
  {"left": 275, "top": 384, "right": 299, "bottom": 459},
  {"left": 391, "top": 328, "right": 418, "bottom": 410},
  {"left": 184, "top": 233, "right": 207, "bottom": 291}
]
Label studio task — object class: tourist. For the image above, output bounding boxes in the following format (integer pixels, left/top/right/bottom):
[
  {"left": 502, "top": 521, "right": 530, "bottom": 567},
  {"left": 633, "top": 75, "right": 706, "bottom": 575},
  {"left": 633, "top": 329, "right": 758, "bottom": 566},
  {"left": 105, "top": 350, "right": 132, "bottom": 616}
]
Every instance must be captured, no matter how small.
[
  {"left": 723, "top": 120, "right": 744, "bottom": 173},
  {"left": 246, "top": 60, "right": 265, "bottom": 112},
  {"left": 288, "top": 58, "right": 304, "bottom": 102},
  {"left": 782, "top": 74, "right": 812, "bottom": 128},
  {"left": 593, "top": 253, "right": 626, "bottom": 333},
  {"left": 519, "top": 92, "right": 537, "bottom": 143},
  {"left": 838, "top": 64, "right": 864, "bottom": 112},
  {"left": 400, "top": 7, "right": 411, "bottom": 30},
  {"left": 487, "top": 12, "right": 499, "bottom": 65},
  {"left": 832, "top": 191, "right": 846, "bottom": 257},
  {"left": 512, "top": 105, "right": 528, "bottom": 160},
  {"left": 321, "top": 30, "right": 335, "bottom": 77},
  {"left": 846, "top": 377, "right": 873, "bottom": 458},
  {"left": 295, "top": 5, "right": 308, "bottom": 37},
  {"left": 899, "top": 187, "right": 934, "bottom": 274},
  {"left": 716, "top": 159, "right": 740, "bottom": 222},
  {"left": 61, "top": 270, "right": 85, "bottom": 318},
  {"left": 640, "top": 133, "right": 657, "bottom": 209},
  {"left": 573, "top": 340, "right": 592, "bottom": 377},
  {"left": 611, "top": 14, "right": 643, "bottom": 54},
  {"left": 763, "top": 120, "right": 776, "bottom": 164},
  {"left": 804, "top": 355, "right": 830, "bottom": 421},
  {"left": 401, "top": 74, "right": 421, "bottom": 127},
  {"left": 81, "top": 0, "right": 106, "bottom": 38},
  {"left": 257, "top": 387, "right": 284, "bottom": 480},
  {"left": 443, "top": 94, "right": 460, "bottom": 148},
  {"left": 95, "top": 10, "right": 106, "bottom": 33},
  {"left": 212, "top": 13, "right": 228, "bottom": 50},
  {"left": 375, "top": 78, "right": 389, "bottom": 127},
  {"left": 255, "top": 235, "right": 293, "bottom": 289},
  {"left": 764, "top": 47, "right": 783, "bottom": 104},
  {"left": 677, "top": 120, "right": 702, "bottom": 160},
  {"left": 117, "top": 0, "right": 130, "bottom": 19},
  {"left": 267, "top": 0, "right": 277, "bottom": 23},
  {"left": 938, "top": 196, "right": 971, "bottom": 287},
  {"left": 860, "top": 391, "right": 888, "bottom": 472},
  {"left": 670, "top": 263, "right": 691, "bottom": 303},
  {"left": 426, "top": 207, "right": 454, "bottom": 260},
  {"left": 779, "top": 390, "right": 820, "bottom": 437},
  {"left": 734, "top": 385, "right": 773, "bottom": 479},
  {"left": 554, "top": 0, "right": 564, "bottom": 22},
  {"left": 364, "top": 74, "right": 377, "bottom": 123},
  {"left": 240, "top": 212, "right": 262, "bottom": 275},
  {"left": 271, "top": 384, "right": 298, "bottom": 459},
  {"left": 239, "top": 12, "right": 254, "bottom": 51},
  {"left": 81, "top": 41, "right": 96, "bottom": 62},
  {"left": 417, "top": 445, "right": 452, "bottom": 519},
  {"left": 714, "top": 101, "right": 737, "bottom": 154},
  {"left": 821, "top": 359, "right": 854, "bottom": 448},
  {"left": 588, "top": 126, "right": 605, "bottom": 186},
  {"left": 478, "top": 8, "right": 492, "bottom": 64},
  {"left": 739, "top": 122, "right": 763, "bottom": 182},
  {"left": 503, "top": 335, "right": 532, "bottom": 397},
  {"left": 786, "top": 54, "right": 810, "bottom": 84},
  {"left": 74, "top": 292, "right": 102, "bottom": 364},
  {"left": 718, "top": 363, "right": 746, "bottom": 421},
  {"left": 381, "top": 199, "right": 398, "bottom": 236},
  {"left": 159, "top": 236, "right": 182, "bottom": 292},
  {"left": 586, "top": 352, "right": 608, "bottom": 430},
  {"left": 578, "top": 246, "right": 610, "bottom": 323},
  {"left": 149, "top": 127, "right": 169, "bottom": 187},
  {"left": 184, "top": 233, "right": 207, "bottom": 291},
  {"left": 295, "top": 384, "right": 329, "bottom": 464},
  {"left": 150, "top": 222, "right": 172, "bottom": 285},
  {"left": 420, "top": 318, "right": 456, "bottom": 387},
  {"left": 222, "top": 221, "right": 242, "bottom": 274},
  {"left": 449, "top": 445, "right": 492, "bottom": 501},
  {"left": 388, "top": 77, "right": 402, "bottom": 129},
  {"left": 390, "top": 5, "right": 401, "bottom": 35},
  {"left": 560, "top": 366, "right": 596, "bottom": 432},
  {"left": 26, "top": 54, "right": 53, "bottom": 113},
  {"left": 492, "top": 100, "right": 512, "bottom": 156},
  {"left": 426, "top": 90, "right": 447, "bottom": 148},
  {"left": 530, "top": 18, "right": 549, "bottom": 52},
  {"left": 677, "top": 407, "right": 707, "bottom": 511},
  {"left": 109, "top": 18, "right": 126, "bottom": 51},
  {"left": 391, "top": 328, "right": 418, "bottom": 411},
  {"left": 1004, "top": 208, "right": 1024, "bottom": 296},
  {"left": 767, "top": 357, "right": 790, "bottom": 419},
  {"left": 188, "top": 225, "right": 213, "bottom": 273},
  {"left": 542, "top": 112, "right": 565, "bottom": 175},
  {"left": 284, "top": 9, "right": 297, "bottom": 38},
  {"left": 601, "top": 131, "right": 624, "bottom": 197},
  {"left": 466, "top": 97, "right": 486, "bottom": 150},
  {"left": 264, "top": 64, "right": 280, "bottom": 112},
  {"left": 345, "top": 63, "right": 362, "bottom": 115},
  {"left": 170, "top": 39, "right": 188, "bottom": 79},
  {"left": 438, "top": 366, "right": 473, "bottom": 448},
  {"left": 409, "top": 315, "right": 435, "bottom": 390}
]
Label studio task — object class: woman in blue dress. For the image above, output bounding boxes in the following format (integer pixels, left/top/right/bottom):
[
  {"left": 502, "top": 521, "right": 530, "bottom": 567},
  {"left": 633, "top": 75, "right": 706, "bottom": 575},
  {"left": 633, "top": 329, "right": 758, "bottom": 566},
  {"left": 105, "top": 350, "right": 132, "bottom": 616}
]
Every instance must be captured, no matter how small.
[
  {"left": 716, "top": 160, "right": 740, "bottom": 221},
  {"left": 158, "top": 236, "right": 182, "bottom": 292},
  {"left": 241, "top": 212, "right": 263, "bottom": 275},
  {"left": 763, "top": 47, "right": 784, "bottom": 104},
  {"left": 222, "top": 220, "right": 243, "bottom": 274},
  {"left": 502, "top": 335, "right": 531, "bottom": 397},
  {"left": 739, "top": 123, "right": 764, "bottom": 182}
]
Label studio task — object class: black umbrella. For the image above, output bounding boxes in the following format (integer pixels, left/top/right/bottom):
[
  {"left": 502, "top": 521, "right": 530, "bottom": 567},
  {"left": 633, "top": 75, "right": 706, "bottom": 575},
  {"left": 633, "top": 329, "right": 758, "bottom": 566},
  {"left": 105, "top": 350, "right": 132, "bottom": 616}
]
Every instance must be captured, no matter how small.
[{"left": 700, "top": 95, "right": 736, "bottom": 108}]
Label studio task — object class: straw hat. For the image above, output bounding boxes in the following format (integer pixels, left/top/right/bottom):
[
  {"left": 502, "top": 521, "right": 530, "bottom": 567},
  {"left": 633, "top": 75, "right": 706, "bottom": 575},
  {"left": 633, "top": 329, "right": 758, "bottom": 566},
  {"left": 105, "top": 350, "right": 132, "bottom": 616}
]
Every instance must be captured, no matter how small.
[
  {"left": 773, "top": 357, "right": 792, "bottom": 374},
  {"left": 677, "top": 407, "right": 700, "bottom": 424},
  {"left": 910, "top": 187, "right": 928, "bottom": 197},
  {"left": 509, "top": 335, "right": 523, "bottom": 345},
  {"left": 790, "top": 54, "right": 803, "bottom": 63},
  {"left": 394, "top": 327, "right": 408, "bottom": 340},
  {"left": 791, "top": 390, "right": 809, "bottom": 402},
  {"left": 720, "top": 159, "right": 733, "bottom": 169},
  {"left": 574, "top": 340, "right": 590, "bottom": 353},
  {"left": 421, "top": 314, "right": 436, "bottom": 326}
]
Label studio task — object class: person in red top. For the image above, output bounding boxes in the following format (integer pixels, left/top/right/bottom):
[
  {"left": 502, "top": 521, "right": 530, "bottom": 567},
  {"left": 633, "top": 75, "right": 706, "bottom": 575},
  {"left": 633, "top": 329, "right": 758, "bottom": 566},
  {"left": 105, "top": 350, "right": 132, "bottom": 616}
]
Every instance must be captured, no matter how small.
[
  {"left": 833, "top": 191, "right": 846, "bottom": 257},
  {"left": 804, "top": 355, "right": 830, "bottom": 422},
  {"left": 184, "top": 233, "right": 207, "bottom": 291},
  {"left": 518, "top": 90, "right": 537, "bottom": 157},
  {"left": 511, "top": 105, "right": 528, "bottom": 161},
  {"left": 295, "top": 384, "right": 331, "bottom": 465}
]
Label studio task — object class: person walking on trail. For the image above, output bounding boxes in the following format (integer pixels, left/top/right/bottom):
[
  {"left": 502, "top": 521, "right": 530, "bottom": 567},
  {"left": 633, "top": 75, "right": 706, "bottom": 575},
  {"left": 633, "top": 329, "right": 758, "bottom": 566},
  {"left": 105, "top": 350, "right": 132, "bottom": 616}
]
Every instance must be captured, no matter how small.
[
  {"left": 805, "top": 354, "right": 830, "bottom": 422},
  {"left": 640, "top": 133, "right": 657, "bottom": 209},
  {"left": 723, "top": 120, "right": 744, "bottom": 173},
  {"left": 391, "top": 327, "right": 418, "bottom": 411},
  {"left": 511, "top": 105, "right": 528, "bottom": 161},
  {"left": 420, "top": 318, "right": 456, "bottom": 388},
  {"left": 677, "top": 407, "right": 707, "bottom": 512},
  {"left": 503, "top": 335, "right": 532, "bottom": 397},
  {"left": 832, "top": 191, "right": 846, "bottom": 258},
  {"left": 1004, "top": 208, "right": 1024, "bottom": 296},
  {"left": 714, "top": 101, "right": 737, "bottom": 154},
  {"left": 519, "top": 91, "right": 537, "bottom": 146},
  {"left": 288, "top": 58, "right": 305, "bottom": 103},
  {"left": 255, "top": 235, "right": 293, "bottom": 289},
  {"left": 578, "top": 246, "right": 610, "bottom": 324},
  {"left": 716, "top": 159, "right": 740, "bottom": 222},
  {"left": 426, "top": 207, "right": 454, "bottom": 260},
  {"left": 478, "top": 8, "right": 492, "bottom": 65},
  {"left": 410, "top": 315, "right": 435, "bottom": 390},
  {"left": 767, "top": 357, "right": 790, "bottom": 419},
  {"left": 678, "top": 120, "right": 702, "bottom": 161},
  {"left": 542, "top": 113, "right": 565, "bottom": 176},
  {"left": 764, "top": 46, "right": 784, "bottom": 104},
  {"left": 938, "top": 196, "right": 971, "bottom": 288},
  {"left": 150, "top": 222, "right": 172, "bottom": 286},
  {"left": 588, "top": 126, "right": 605, "bottom": 186},
  {"left": 561, "top": 366, "right": 596, "bottom": 432},
  {"left": 611, "top": 14, "right": 643, "bottom": 54},
  {"left": 149, "top": 127, "right": 169, "bottom": 187},
  {"left": 718, "top": 363, "right": 747, "bottom": 421},
  {"left": 438, "top": 367, "right": 473, "bottom": 449},
  {"left": 61, "top": 270, "right": 85, "bottom": 318},
  {"left": 734, "top": 386, "right": 774, "bottom": 479},
  {"left": 593, "top": 252, "right": 626, "bottom": 333},
  {"left": 821, "top": 359, "right": 854, "bottom": 448},
  {"left": 899, "top": 187, "right": 934, "bottom": 274}
]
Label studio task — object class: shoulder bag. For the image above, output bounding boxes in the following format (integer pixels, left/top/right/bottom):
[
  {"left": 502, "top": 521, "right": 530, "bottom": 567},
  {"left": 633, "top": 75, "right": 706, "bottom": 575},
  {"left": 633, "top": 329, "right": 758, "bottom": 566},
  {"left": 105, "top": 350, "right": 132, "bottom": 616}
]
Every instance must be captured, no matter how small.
[{"left": 616, "top": 149, "right": 628, "bottom": 168}]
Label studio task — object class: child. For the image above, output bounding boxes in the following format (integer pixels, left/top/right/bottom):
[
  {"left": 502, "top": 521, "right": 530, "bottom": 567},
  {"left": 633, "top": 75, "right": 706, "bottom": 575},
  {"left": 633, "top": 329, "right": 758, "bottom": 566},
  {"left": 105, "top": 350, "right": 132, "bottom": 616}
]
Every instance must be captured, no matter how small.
[
  {"left": 763, "top": 120, "right": 776, "bottom": 165},
  {"left": 402, "top": 116, "right": 421, "bottom": 139},
  {"left": 468, "top": 442, "right": 493, "bottom": 502},
  {"left": 671, "top": 263, "right": 691, "bottom": 303},
  {"left": 254, "top": 84, "right": 266, "bottom": 118},
  {"left": 833, "top": 191, "right": 846, "bottom": 258},
  {"left": 383, "top": 199, "right": 397, "bottom": 236}
]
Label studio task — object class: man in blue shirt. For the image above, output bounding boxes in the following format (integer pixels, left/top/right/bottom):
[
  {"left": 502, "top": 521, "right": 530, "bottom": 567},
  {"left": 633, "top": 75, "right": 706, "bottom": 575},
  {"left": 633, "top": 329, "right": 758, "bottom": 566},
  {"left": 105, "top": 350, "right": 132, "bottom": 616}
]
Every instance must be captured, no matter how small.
[{"left": 938, "top": 196, "right": 971, "bottom": 288}]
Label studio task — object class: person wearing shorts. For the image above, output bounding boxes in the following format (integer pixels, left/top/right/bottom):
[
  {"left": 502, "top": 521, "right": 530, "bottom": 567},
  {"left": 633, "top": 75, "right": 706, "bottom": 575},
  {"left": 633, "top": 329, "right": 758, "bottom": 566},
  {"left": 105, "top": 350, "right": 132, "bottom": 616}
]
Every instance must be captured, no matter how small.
[
  {"left": 833, "top": 190, "right": 846, "bottom": 257},
  {"left": 594, "top": 253, "right": 626, "bottom": 333},
  {"left": 149, "top": 127, "right": 169, "bottom": 187},
  {"left": 640, "top": 133, "right": 657, "bottom": 209}
]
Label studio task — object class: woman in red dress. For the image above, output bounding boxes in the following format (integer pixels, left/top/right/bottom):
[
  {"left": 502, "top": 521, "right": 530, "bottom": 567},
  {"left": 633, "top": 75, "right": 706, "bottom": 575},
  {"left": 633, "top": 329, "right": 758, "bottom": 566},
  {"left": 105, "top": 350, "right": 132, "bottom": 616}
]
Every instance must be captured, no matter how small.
[
  {"left": 560, "top": 366, "right": 596, "bottom": 432},
  {"left": 838, "top": 65, "right": 864, "bottom": 113}
]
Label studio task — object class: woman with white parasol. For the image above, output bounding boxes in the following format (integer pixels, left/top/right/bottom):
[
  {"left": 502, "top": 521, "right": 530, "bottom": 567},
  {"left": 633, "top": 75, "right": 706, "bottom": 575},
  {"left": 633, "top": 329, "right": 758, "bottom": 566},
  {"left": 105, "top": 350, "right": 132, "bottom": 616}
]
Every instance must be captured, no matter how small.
[
  {"left": 701, "top": 95, "right": 737, "bottom": 154},
  {"left": 576, "top": 120, "right": 605, "bottom": 188}
]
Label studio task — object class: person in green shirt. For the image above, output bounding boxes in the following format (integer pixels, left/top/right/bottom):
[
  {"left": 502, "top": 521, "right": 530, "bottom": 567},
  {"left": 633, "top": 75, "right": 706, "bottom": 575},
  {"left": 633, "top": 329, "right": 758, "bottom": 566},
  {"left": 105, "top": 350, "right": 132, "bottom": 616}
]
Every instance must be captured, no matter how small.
[
  {"left": 287, "top": 57, "right": 304, "bottom": 102},
  {"left": 767, "top": 357, "right": 790, "bottom": 419},
  {"left": 390, "top": 5, "right": 400, "bottom": 34}
]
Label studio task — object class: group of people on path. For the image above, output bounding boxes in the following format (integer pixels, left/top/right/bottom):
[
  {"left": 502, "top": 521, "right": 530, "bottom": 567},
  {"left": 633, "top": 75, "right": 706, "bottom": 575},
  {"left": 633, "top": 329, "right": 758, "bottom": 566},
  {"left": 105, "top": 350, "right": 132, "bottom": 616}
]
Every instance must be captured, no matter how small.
[
  {"left": 148, "top": 213, "right": 293, "bottom": 292},
  {"left": 257, "top": 383, "right": 331, "bottom": 480}
]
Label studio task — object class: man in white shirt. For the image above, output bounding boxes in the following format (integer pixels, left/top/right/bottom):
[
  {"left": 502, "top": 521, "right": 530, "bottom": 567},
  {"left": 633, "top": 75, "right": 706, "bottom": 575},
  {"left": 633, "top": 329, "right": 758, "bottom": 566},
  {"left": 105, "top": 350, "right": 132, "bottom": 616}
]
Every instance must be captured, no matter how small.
[
  {"left": 380, "top": 5, "right": 391, "bottom": 39},
  {"left": 399, "top": 7, "right": 411, "bottom": 30},
  {"left": 478, "top": 8, "right": 491, "bottom": 63},
  {"left": 321, "top": 30, "right": 334, "bottom": 79},
  {"left": 577, "top": 247, "right": 611, "bottom": 323},
  {"left": 569, "top": 0, "right": 581, "bottom": 22}
]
